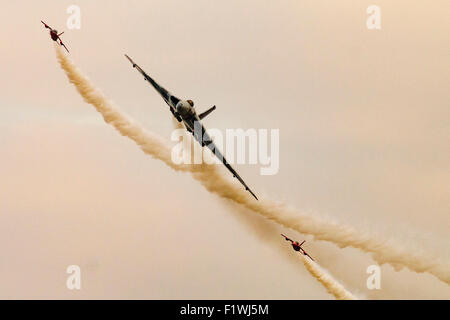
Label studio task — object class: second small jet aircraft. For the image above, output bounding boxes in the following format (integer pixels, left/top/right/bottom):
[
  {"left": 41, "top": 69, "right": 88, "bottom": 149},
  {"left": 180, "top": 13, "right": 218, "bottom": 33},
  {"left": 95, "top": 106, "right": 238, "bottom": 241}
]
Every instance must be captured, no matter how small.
[
  {"left": 124, "top": 54, "right": 258, "bottom": 200},
  {"left": 41, "top": 20, "right": 69, "bottom": 53},
  {"left": 281, "top": 234, "right": 314, "bottom": 261}
]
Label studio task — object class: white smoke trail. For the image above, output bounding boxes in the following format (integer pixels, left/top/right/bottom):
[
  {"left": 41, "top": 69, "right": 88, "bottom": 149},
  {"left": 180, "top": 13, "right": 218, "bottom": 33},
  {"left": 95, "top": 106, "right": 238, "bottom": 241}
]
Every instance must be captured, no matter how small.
[
  {"left": 174, "top": 120, "right": 360, "bottom": 299},
  {"left": 302, "top": 256, "right": 357, "bottom": 300},
  {"left": 55, "top": 45, "right": 450, "bottom": 286}
]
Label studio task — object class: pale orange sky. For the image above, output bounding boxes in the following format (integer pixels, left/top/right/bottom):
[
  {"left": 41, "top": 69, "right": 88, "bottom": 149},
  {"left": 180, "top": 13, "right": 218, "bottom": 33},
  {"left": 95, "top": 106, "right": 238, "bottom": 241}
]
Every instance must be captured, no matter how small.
[{"left": 0, "top": 1, "right": 449, "bottom": 299}]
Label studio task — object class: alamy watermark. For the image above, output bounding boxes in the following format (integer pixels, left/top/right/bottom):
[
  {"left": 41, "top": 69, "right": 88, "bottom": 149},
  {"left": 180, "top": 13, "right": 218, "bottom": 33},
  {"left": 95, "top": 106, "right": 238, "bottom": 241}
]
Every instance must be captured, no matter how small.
[
  {"left": 66, "top": 5, "right": 81, "bottom": 30},
  {"left": 171, "top": 123, "right": 280, "bottom": 176},
  {"left": 66, "top": 265, "right": 81, "bottom": 290},
  {"left": 366, "top": 5, "right": 381, "bottom": 30},
  {"left": 366, "top": 265, "right": 381, "bottom": 290}
]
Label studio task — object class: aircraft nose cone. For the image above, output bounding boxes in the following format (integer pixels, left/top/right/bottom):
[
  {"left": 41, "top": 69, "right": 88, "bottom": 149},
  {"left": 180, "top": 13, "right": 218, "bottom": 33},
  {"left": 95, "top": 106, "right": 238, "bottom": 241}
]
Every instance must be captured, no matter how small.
[{"left": 176, "top": 102, "right": 188, "bottom": 115}]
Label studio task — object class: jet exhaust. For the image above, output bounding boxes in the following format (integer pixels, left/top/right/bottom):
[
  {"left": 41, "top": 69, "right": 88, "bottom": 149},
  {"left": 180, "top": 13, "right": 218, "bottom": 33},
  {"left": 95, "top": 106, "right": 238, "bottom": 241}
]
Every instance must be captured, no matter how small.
[
  {"left": 302, "top": 256, "right": 357, "bottom": 300},
  {"left": 54, "top": 45, "right": 450, "bottom": 286}
]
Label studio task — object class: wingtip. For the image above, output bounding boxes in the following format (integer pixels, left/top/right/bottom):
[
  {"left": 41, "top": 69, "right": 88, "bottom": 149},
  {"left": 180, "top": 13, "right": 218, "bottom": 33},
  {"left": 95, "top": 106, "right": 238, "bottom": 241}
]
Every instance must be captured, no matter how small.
[
  {"left": 249, "top": 189, "right": 258, "bottom": 201},
  {"left": 124, "top": 54, "right": 136, "bottom": 67}
]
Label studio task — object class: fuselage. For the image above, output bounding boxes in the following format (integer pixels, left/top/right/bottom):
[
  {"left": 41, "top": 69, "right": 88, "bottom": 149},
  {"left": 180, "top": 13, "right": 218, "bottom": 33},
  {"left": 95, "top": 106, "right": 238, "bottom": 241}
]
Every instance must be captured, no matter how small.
[
  {"left": 50, "top": 29, "right": 58, "bottom": 41},
  {"left": 175, "top": 100, "right": 200, "bottom": 132},
  {"left": 175, "top": 100, "right": 196, "bottom": 120},
  {"left": 171, "top": 99, "right": 217, "bottom": 149}
]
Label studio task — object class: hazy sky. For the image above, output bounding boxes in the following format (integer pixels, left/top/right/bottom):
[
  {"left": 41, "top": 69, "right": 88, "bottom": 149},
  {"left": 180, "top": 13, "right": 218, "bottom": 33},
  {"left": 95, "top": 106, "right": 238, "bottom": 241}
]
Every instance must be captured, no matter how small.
[{"left": 0, "top": 1, "right": 449, "bottom": 299}]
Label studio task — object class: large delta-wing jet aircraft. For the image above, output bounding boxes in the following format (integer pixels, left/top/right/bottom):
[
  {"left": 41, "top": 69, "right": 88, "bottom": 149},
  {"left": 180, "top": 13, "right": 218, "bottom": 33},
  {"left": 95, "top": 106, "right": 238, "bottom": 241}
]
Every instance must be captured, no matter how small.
[{"left": 124, "top": 54, "right": 258, "bottom": 200}]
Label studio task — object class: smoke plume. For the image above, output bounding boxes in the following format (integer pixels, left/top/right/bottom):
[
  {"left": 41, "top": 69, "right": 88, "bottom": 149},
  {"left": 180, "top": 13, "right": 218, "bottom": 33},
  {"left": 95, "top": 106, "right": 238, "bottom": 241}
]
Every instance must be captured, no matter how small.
[
  {"left": 55, "top": 45, "right": 450, "bottom": 286},
  {"left": 302, "top": 256, "right": 357, "bottom": 300}
]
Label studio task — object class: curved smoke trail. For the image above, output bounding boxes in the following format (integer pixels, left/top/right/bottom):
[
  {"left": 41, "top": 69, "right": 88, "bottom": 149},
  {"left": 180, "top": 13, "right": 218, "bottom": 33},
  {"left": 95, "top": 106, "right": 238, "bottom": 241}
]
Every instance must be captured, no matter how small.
[
  {"left": 55, "top": 45, "right": 450, "bottom": 286},
  {"left": 302, "top": 256, "right": 357, "bottom": 300}
]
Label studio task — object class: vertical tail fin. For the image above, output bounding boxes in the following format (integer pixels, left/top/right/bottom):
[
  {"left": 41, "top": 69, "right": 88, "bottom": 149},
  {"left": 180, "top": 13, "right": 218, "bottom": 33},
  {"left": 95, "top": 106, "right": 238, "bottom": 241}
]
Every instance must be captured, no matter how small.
[{"left": 198, "top": 105, "right": 216, "bottom": 120}]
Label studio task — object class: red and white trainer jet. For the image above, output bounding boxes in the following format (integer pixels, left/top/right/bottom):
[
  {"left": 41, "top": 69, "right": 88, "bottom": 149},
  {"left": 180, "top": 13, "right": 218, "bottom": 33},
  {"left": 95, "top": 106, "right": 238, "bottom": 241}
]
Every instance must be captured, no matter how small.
[
  {"left": 41, "top": 20, "right": 69, "bottom": 53},
  {"left": 281, "top": 234, "right": 315, "bottom": 261}
]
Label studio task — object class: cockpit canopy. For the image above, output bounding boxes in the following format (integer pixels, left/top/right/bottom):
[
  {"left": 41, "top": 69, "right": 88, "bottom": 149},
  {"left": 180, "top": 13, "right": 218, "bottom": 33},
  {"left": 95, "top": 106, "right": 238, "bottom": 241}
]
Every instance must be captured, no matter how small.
[{"left": 187, "top": 100, "right": 194, "bottom": 107}]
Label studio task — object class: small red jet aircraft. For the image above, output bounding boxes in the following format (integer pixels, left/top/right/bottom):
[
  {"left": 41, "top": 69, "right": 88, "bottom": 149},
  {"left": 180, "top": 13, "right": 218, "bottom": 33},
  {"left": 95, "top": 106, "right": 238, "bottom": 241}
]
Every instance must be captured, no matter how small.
[
  {"left": 281, "top": 234, "right": 314, "bottom": 261},
  {"left": 41, "top": 20, "right": 69, "bottom": 53}
]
